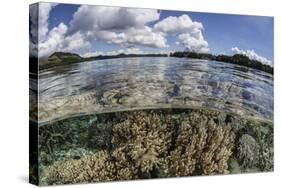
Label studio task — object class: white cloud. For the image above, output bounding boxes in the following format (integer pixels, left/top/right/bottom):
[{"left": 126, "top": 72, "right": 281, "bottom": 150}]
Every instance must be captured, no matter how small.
[
  {"left": 62, "top": 32, "right": 91, "bottom": 52},
  {"left": 231, "top": 47, "right": 272, "bottom": 66},
  {"left": 36, "top": 5, "right": 167, "bottom": 57},
  {"left": 30, "top": 4, "right": 38, "bottom": 42},
  {"left": 35, "top": 4, "right": 209, "bottom": 57},
  {"left": 82, "top": 51, "right": 104, "bottom": 57},
  {"left": 38, "top": 23, "right": 68, "bottom": 57},
  {"left": 105, "top": 49, "right": 126, "bottom": 56},
  {"left": 68, "top": 6, "right": 166, "bottom": 49},
  {"left": 38, "top": 23, "right": 91, "bottom": 57},
  {"left": 38, "top": 2, "right": 57, "bottom": 42},
  {"left": 154, "top": 14, "right": 203, "bottom": 34},
  {"left": 36, "top": 3, "right": 91, "bottom": 58},
  {"left": 95, "top": 30, "right": 127, "bottom": 45},
  {"left": 69, "top": 6, "right": 160, "bottom": 34},
  {"left": 86, "top": 26, "right": 167, "bottom": 48},
  {"left": 125, "top": 27, "right": 167, "bottom": 48},
  {"left": 177, "top": 29, "right": 209, "bottom": 53},
  {"left": 154, "top": 15, "right": 209, "bottom": 53},
  {"left": 29, "top": 4, "right": 39, "bottom": 57},
  {"left": 82, "top": 48, "right": 143, "bottom": 57},
  {"left": 125, "top": 48, "right": 143, "bottom": 54}
]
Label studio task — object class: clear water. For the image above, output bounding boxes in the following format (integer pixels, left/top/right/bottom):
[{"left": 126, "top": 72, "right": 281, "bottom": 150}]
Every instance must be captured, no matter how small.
[
  {"left": 35, "top": 57, "right": 274, "bottom": 185},
  {"left": 38, "top": 57, "right": 273, "bottom": 123}
]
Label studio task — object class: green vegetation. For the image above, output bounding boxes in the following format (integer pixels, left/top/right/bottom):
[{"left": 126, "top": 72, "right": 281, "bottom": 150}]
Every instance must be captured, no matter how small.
[
  {"left": 48, "top": 52, "right": 83, "bottom": 63},
  {"left": 170, "top": 51, "right": 273, "bottom": 74},
  {"left": 39, "top": 52, "right": 168, "bottom": 70},
  {"left": 39, "top": 52, "right": 84, "bottom": 70},
  {"left": 38, "top": 51, "right": 273, "bottom": 74}
]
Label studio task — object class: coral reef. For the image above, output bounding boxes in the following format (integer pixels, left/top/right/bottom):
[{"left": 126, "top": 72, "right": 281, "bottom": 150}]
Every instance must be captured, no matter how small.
[
  {"left": 111, "top": 111, "right": 173, "bottom": 176},
  {"left": 167, "top": 110, "right": 235, "bottom": 176},
  {"left": 39, "top": 115, "right": 98, "bottom": 168},
  {"left": 88, "top": 115, "right": 112, "bottom": 150},
  {"left": 40, "top": 109, "right": 266, "bottom": 185},
  {"left": 237, "top": 134, "right": 260, "bottom": 169},
  {"left": 38, "top": 108, "right": 273, "bottom": 185},
  {"left": 43, "top": 150, "right": 115, "bottom": 185},
  {"left": 236, "top": 120, "right": 273, "bottom": 172}
]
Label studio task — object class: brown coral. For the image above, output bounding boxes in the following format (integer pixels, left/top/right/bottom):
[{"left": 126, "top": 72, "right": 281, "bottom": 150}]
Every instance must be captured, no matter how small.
[
  {"left": 43, "top": 150, "right": 115, "bottom": 185},
  {"left": 42, "top": 109, "right": 237, "bottom": 185},
  {"left": 167, "top": 111, "right": 235, "bottom": 176},
  {"left": 112, "top": 111, "right": 173, "bottom": 176}
]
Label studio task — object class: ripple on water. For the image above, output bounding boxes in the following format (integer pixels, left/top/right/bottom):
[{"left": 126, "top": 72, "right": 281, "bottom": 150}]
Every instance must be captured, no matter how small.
[{"left": 36, "top": 57, "right": 273, "bottom": 123}]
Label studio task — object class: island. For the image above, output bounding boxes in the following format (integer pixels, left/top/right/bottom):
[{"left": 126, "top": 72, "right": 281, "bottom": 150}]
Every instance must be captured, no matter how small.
[
  {"left": 37, "top": 51, "right": 273, "bottom": 74},
  {"left": 170, "top": 51, "right": 273, "bottom": 74},
  {"left": 39, "top": 52, "right": 168, "bottom": 70}
]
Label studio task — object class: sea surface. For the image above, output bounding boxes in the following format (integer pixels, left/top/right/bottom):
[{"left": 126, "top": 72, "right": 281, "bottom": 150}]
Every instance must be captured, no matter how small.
[{"left": 38, "top": 57, "right": 273, "bottom": 123}]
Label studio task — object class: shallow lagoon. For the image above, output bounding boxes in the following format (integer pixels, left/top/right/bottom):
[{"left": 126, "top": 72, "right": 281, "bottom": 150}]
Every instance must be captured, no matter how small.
[
  {"left": 33, "top": 57, "right": 274, "bottom": 185},
  {"left": 38, "top": 57, "right": 273, "bottom": 123}
]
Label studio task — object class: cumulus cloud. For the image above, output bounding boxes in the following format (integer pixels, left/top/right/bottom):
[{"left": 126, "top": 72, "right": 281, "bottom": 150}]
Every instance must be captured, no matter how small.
[
  {"left": 82, "top": 48, "right": 144, "bottom": 57},
  {"left": 36, "top": 3, "right": 91, "bottom": 57},
  {"left": 36, "top": 5, "right": 168, "bottom": 57},
  {"left": 95, "top": 31, "right": 126, "bottom": 45},
  {"left": 125, "top": 47, "right": 143, "bottom": 54},
  {"left": 30, "top": 4, "right": 38, "bottom": 42},
  {"left": 154, "top": 15, "right": 209, "bottom": 53},
  {"left": 154, "top": 14, "right": 203, "bottom": 34},
  {"left": 231, "top": 47, "right": 272, "bottom": 66},
  {"left": 82, "top": 51, "right": 104, "bottom": 57},
  {"left": 29, "top": 4, "right": 39, "bottom": 57},
  {"left": 38, "top": 23, "right": 91, "bottom": 57},
  {"left": 38, "top": 23, "right": 68, "bottom": 57},
  {"left": 177, "top": 30, "right": 209, "bottom": 53},
  {"left": 88, "top": 27, "right": 167, "bottom": 48},
  {"left": 69, "top": 6, "right": 160, "bottom": 33},
  {"left": 67, "top": 5, "right": 166, "bottom": 49},
  {"left": 124, "top": 27, "right": 167, "bottom": 48},
  {"left": 34, "top": 4, "right": 209, "bottom": 57},
  {"left": 38, "top": 2, "right": 57, "bottom": 42}
]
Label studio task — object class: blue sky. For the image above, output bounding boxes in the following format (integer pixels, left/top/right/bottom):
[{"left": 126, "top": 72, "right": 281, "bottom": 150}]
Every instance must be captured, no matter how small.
[{"left": 33, "top": 3, "right": 273, "bottom": 64}]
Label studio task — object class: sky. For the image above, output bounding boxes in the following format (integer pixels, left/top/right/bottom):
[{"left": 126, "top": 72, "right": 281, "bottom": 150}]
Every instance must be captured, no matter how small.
[{"left": 29, "top": 2, "right": 274, "bottom": 65}]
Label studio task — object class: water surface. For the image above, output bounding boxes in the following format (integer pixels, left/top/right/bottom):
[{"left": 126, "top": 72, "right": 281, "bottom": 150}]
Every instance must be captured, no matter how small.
[{"left": 38, "top": 57, "right": 273, "bottom": 123}]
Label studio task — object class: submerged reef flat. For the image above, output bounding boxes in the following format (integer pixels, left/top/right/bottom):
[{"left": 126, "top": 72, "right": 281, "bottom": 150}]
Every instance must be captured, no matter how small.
[{"left": 38, "top": 108, "right": 273, "bottom": 186}]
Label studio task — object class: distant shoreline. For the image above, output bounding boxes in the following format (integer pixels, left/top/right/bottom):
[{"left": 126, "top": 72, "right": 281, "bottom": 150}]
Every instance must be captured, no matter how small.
[
  {"left": 35, "top": 51, "right": 273, "bottom": 74},
  {"left": 170, "top": 51, "right": 273, "bottom": 74},
  {"left": 37, "top": 52, "right": 168, "bottom": 71}
]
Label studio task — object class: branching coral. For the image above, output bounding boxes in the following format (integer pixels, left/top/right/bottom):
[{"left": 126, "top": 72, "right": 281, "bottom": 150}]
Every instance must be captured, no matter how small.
[
  {"left": 43, "top": 150, "right": 115, "bottom": 185},
  {"left": 167, "top": 111, "right": 235, "bottom": 176},
  {"left": 112, "top": 111, "right": 173, "bottom": 176},
  {"left": 41, "top": 109, "right": 273, "bottom": 185},
  {"left": 39, "top": 123, "right": 72, "bottom": 154},
  {"left": 43, "top": 111, "right": 174, "bottom": 185}
]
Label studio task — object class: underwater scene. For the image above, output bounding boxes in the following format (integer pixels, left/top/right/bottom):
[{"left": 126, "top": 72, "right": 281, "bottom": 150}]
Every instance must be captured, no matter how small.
[
  {"left": 29, "top": 2, "right": 274, "bottom": 186},
  {"left": 38, "top": 109, "right": 273, "bottom": 185},
  {"left": 32, "top": 57, "right": 273, "bottom": 186}
]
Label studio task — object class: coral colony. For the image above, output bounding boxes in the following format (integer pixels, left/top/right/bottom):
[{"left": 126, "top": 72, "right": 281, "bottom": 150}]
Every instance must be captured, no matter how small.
[{"left": 35, "top": 109, "right": 273, "bottom": 185}]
